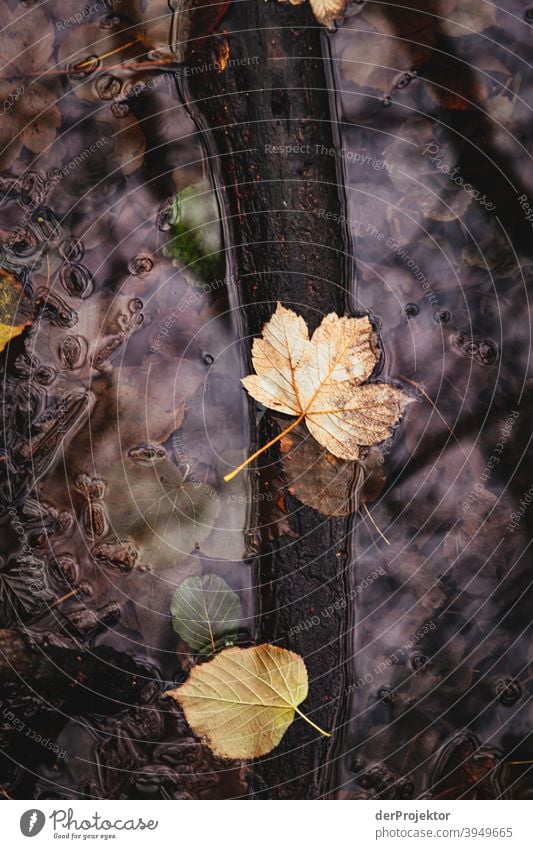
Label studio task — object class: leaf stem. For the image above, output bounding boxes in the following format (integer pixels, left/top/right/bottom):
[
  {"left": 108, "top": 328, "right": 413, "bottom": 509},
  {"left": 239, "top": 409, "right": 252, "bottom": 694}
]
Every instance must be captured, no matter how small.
[
  {"left": 400, "top": 375, "right": 466, "bottom": 458},
  {"left": 293, "top": 705, "right": 331, "bottom": 737},
  {"left": 506, "top": 760, "right": 533, "bottom": 766},
  {"left": 48, "top": 589, "right": 77, "bottom": 609},
  {"left": 362, "top": 503, "right": 390, "bottom": 545},
  {"left": 223, "top": 412, "right": 305, "bottom": 483},
  {"left": 78, "top": 38, "right": 140, "bottom": 69}
]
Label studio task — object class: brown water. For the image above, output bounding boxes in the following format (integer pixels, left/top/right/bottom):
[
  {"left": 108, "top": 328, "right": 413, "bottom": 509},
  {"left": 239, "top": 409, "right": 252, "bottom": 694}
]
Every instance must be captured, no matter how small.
[
  {"left": 0, "top": 0, "right": 532, "bottom": 801},
  {"left": 324, "top": 1, "right": 533, "bottom": 799},
  {"left": 0, "top": 0, "right": 255, "bottom": 799}
]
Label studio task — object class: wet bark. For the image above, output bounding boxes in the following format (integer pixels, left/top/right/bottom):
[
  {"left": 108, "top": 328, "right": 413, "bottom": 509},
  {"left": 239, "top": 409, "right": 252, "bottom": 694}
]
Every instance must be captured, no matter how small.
[{"left": 180, "top": 0, "right": 353, "bottom": 798}]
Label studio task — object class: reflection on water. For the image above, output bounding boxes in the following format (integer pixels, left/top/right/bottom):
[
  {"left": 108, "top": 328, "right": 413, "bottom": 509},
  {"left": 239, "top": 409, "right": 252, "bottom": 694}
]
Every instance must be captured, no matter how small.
[
  {"left": 0, "top": 0, "right": 531, "bottom": 801},
  {"left": 0, "top": 0, "right": 253, "bottom": 800}
]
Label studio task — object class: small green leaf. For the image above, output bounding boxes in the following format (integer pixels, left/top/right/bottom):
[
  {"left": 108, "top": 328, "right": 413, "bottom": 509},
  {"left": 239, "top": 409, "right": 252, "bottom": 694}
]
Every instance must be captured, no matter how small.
[{"left": 170, "top": 574, "right": 241, "bottom": 653}]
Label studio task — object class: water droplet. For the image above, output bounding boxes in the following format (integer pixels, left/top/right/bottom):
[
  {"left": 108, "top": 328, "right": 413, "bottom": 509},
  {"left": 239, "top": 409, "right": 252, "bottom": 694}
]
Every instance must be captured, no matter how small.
[
  {"left": 76, "top": 580, "right": 93, "bottom": 598},
  {"left": 7, "top": 226, "right": 39, "bottom": 258},
  {"left": 410, "top": 652, "right": 428, "bottom": 672},
  {"left": 404, "top": 303, "right": 419, "bottom": 318},
  {"left": 464, "top": 339, "right": 479, "bottom": 356},
  {"left": 59, "top": 238, "right": 84, "bottom": 263},
  {"left": 31, "top": 207, "right": 63, "bottom": 245},
  {"left": 59, "top": 335, "right": 87, "bottom": 370},
  {"left": 34, "top": 289, "right": 78, "bottom": 327},
  {"left": 19, "top": 171, "right": 46, "bottom": 206},
  {"left": 454, "top": 333, "right": 498, "bottom": 365},
  {"left": 60, "top": 263, "right": 94, "bottom": 300},
  {"left": 128, "top": 444, "right": 166, "bottom": 464},
  {"left": 34, "top": 364, "right": 57, "bottom": 385},
  {"left": 381, "top": 95, "right": 392, "bottom": 107},
  {"left": 111, "top": 100, "right": 129, "bottom": 118},
  {"left": 350, "top": 756, "right": 364, "bottom": 776},
  {"left": 95, "top": 74, "right": 122, "bottom": 100},
  {"left": 203, "top": 352, "right": 214, "bottom": 365},
  {"left": 377, "top": 686, "right": 396, "bottom": 705},
  {"left": 129, "top": 298, "right": 144, "bottom": 312},
  {"left": 395, "top": 72, "right": 413, "bottom": 89},
  {"left": 433, "top": 309, "right": 450, "bottom": 324},
  {"left": 525, "top": 8, "right": 533, "bottom": 22},
  {"left": 128, "top": 256, "right": 153, "bottom": 275},
  {"left": 68, "top": 56, "right": 100, "bottom": 80},
  {"left": 494, "top": 677, "right": 521, "bottom": 706},
  {"left": 396, "top": 779, "right": 414, "bottom": 799},
  {"left": 477, "top": 340, "right": 498, "bottom": 365},
  {"left": 120, "top": 80, "right": 140, "bottom": 101},
  {"left": 99, "top": 14, "right": 121, "bottom": 28},
  {"left": 54, "top": 554, "right": 79, "bottom": 584}
]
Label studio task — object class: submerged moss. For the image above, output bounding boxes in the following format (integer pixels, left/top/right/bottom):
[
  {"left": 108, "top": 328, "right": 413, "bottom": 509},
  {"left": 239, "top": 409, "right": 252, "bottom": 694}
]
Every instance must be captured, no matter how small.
[{"left": 163, "top": 184, "right": 223, "bottom": 284}]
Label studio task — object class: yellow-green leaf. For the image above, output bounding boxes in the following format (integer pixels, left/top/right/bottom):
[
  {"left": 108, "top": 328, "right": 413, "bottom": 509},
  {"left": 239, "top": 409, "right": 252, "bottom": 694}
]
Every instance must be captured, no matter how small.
[{"left": 165, "top": 644, "right": 330, "bottom": 759}]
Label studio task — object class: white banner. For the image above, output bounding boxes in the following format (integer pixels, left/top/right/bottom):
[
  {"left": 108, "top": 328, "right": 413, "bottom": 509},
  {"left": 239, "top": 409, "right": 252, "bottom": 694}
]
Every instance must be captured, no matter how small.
[{"left": 3, "top": 800, "right": 531, "bottom": 849}]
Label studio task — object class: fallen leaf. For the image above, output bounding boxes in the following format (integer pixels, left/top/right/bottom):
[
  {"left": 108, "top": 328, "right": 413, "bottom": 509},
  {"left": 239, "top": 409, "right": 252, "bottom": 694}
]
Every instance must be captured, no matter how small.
[
  {"left": 384, "top": 118, "right": 472, "bottom": 222},
  {"left": 16, "top": 83, "right": 61, "bottom": 154},
  {"left": 485, "top": 92, "right": 517, "bottom": 125},
  {"left": 0, "top": 6, "right": 60, "bottom": 168},
  {"left": 429, "top": 733, "right": 502, "bottom": 799},
  {"left": 340, "top": 1, "right": 437, "bottom": 96},
  {"left": 279, "top": 420, "right": 386, "bottom": 516},
  {"left": 277, "top": 0, "right": 346, "bottom": 28},
  {"left": 462, "top": 227, "right": 518, "bottom": 277},
  {"left": 310, "top": 0, "right": 346, "bottom": 28},
  {"left": 106, "top": 458, "right": 220, "bottom": 568},
  {"left": 0, "top": 269, "right": 32, "bottom": 353},
  {"left": 114, "top": 113, "right": 146, "bottom": 175},
  {"left": 0, "top": 6, "right": 54, "bottom": 76},
  {"left": 0, "top": 555, "right": 55, "bottom": 626},
  {"left": 440, "top": 0, "right": 498, "bottom": 39},
  {"left": 420, "top": 185, "right": 472, "bottom": 222},
  {"left": 99, "top": 105, "right": 147, "bottom": 175},
  {"left": 170, "top": 574, "right": 242, "bottom": 653},
  {"left": 165, "top": 644, "right": 329, "bottom": 759},
  {"left": 227, "top": 304, "right": 410, "bottom": 480}
]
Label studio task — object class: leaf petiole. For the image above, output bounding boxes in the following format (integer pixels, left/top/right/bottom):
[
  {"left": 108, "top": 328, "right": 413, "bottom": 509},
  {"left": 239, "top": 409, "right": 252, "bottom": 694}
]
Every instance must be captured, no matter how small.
[
  {"left": 223, "top": 411, "right": 305, "bottom": 483},
  {"left": 293, "top": 705, "right": 331, "bottom": 738}
]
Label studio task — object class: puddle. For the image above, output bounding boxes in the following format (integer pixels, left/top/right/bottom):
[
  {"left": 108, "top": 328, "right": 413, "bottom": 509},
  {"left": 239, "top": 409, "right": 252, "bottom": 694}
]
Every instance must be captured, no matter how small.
[
  {"left": 0, "top": 0, "right": 254, "bottom": 799},
  {"left": 0, "top": 0, "right": 531, "bottom": 801},
  {"left": 325, "top": 2, "right": 533, "bottom": 799}
]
